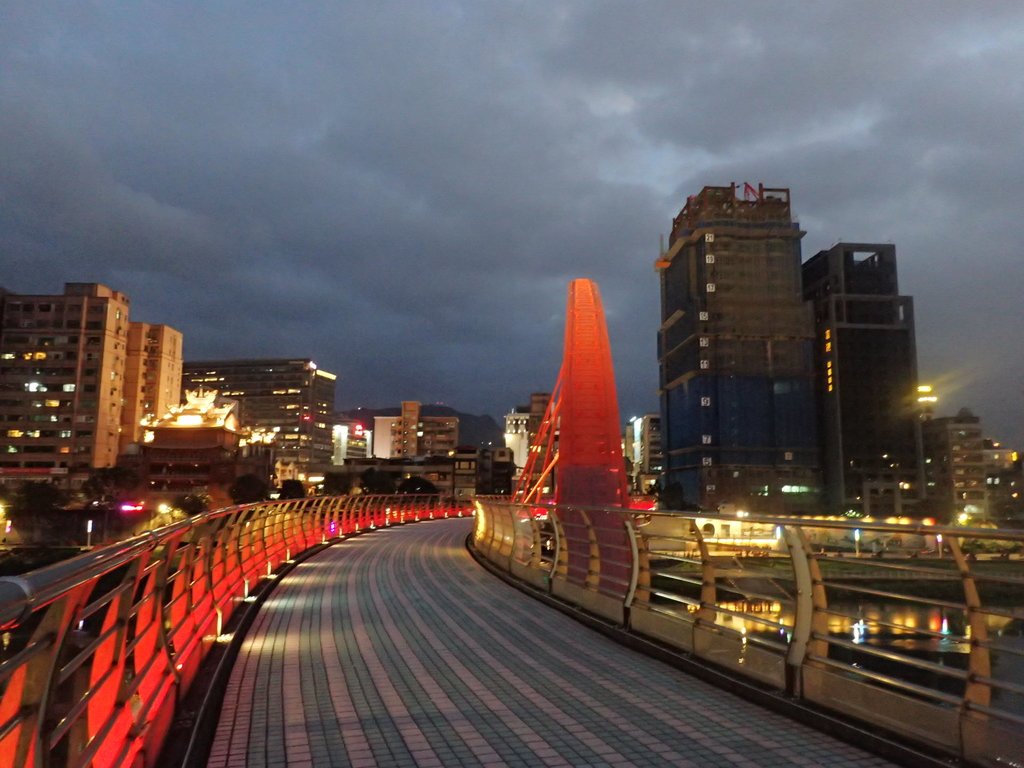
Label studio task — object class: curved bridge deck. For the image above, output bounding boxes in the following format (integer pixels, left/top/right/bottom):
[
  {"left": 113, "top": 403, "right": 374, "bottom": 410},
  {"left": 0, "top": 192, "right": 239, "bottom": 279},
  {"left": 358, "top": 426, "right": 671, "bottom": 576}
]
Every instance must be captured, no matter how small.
[{"left": 209, "top": 518, "right": 896, "bottom": 768}]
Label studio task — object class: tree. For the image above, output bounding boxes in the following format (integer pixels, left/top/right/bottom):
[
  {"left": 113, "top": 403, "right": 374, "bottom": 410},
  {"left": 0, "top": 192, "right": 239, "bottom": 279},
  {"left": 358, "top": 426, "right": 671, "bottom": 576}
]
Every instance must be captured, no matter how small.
[
  {"left": 656, "top": 480, "right": 700, "bottom": 512},
  {"left": 278, "top": 479, "right": 306, "bottom": 499},
  {"left": 173, "top": 494, "right": 208, "bottom": 516},
  {"left": 229, "top": 474, "right": 270, "bottom": 505},
  {"left": 397, "top": 476, "right": 438, "bottom": 495},
  {"left": 9, "top": 482, "right": 71, "bottom": 545},
  {"left": 12, "top": 481, "right": 68, "bottom": 517},
  {"left": 360, "top": 468, "right": 396, "bottom": 495},
  {"left": 82, "top": 466, "right": 139, "bottom": 504},
  {"left": 322, "top": 472, "right": 351, "bottom": 496}
]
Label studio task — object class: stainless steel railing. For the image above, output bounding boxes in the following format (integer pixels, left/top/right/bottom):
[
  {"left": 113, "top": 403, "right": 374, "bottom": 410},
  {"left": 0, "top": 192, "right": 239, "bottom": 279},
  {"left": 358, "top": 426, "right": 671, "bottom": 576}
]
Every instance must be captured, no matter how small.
[
  {"left": 0, "top": 494, "right": 469, "bottom": 768},
  {"left": 472, "top": 499, "right": 1024, "bottom": 767}
]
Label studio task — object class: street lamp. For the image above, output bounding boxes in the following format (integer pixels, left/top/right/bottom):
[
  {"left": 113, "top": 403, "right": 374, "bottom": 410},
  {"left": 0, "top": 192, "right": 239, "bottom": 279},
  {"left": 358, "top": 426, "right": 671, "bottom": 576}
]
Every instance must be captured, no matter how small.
[{"left": 86, "top": 519, "right": 93, "bottom": 548}]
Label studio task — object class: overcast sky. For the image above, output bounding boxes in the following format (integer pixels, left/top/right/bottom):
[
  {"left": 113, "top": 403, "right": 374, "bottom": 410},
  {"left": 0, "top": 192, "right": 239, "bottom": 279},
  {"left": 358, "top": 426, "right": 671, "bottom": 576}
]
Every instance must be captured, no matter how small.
[{"left": 2, "top": 2, "right": 1023, "bottom": 446}]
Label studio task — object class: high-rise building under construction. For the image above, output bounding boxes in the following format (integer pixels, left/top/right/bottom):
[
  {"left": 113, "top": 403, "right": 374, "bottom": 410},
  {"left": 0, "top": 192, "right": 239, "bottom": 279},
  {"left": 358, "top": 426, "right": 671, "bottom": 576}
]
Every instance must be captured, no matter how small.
[{"left": 656, "top": 184, "right": 819, "bottom": 513}]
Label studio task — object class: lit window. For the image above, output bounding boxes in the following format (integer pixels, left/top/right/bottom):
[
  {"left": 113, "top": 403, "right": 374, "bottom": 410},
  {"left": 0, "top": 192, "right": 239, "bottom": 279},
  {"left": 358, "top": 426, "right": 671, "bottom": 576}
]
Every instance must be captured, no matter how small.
[
  {"left": 6, "top": 430, "right": 23, "bottom": 438},
  {"left": 699, "top": 311, "right": 709, "bottom": 321},
  {"left": 706, "top": 283, "right": 716, "bottom": 292},
  {"left": 699, "top": 337, "right": 709, "bottom": 347},
  {"left": 705, "top": 254, "right": 715, "bottom": 264},
  {"left": 705, "top": 233, "right": 714, "bottom": 243},
  {"left": 700, "top": 397, "right": 711, "bottom": 407},
  {"left": 825, "top": 342, "right": 831, "bottom": 353},
  {"left": 702, "top": 457, "right": 713, "bottom": 466},
  {"left": 699, "top": 359, "right": 710, "bottom": 369},
  {"left": 702, "top": 434, "right": 712, "bottom": 444},
  {"left": 825, "top": 329, "right": 831, "bottom": 340}
]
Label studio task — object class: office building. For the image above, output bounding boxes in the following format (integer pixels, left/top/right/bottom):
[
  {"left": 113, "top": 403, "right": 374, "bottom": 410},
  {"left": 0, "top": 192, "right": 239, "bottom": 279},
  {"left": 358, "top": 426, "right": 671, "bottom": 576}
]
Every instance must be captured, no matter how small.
[
  {"left": 656, "top": 184, "right": 819, "bottom": 513},
  {"left": 332, "top": 417, "right": 370, "bottom": 464},
  {"left": 626, "top": 414, "right": 663, "bottom": 495},
  {"left": 802, "top": 243, "right": 922, "bottom": 516},
  {"left": 0, "top": 283, "right": 133, "bottom": 488},
  {"left": 182, "top": 358, "right": 336, "bottom": 480},
  {"left": 504, "top": 392, "right": 550, "bottom": 470},
  {"left": 372, "top": 401, "right": 458, "bottom": 459}
]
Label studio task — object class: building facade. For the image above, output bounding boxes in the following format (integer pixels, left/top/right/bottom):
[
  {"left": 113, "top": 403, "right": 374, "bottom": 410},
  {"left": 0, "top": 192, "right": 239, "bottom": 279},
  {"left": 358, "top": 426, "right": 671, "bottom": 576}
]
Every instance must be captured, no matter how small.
[
  {"left": 331, "top": 417, "right": 370, "bottom": 464},
  {"left": 0, "top": 283, "right": 181, "bottom": 489},
  {"left": 656, "top": 184, "right": 819, "bottom": 513},
  {"left": 182, "top": 358, "right": 336, "bottom": 481},
  {"left": 121, "top": 323, "right": 183, "bottom": 453},
  {"left": 626, "top": 414, "right": 663, "bottom": 495},
  {"left": 121, "top": 389, "right": 274, "bottom": 510},
  {"left": 922, "top": 409, "right": 987, "bottom": 523},
  {"left": 504, "top": 392, "right": 550, "bottom": 471},
  {"left": 372, "top": 401, "right": 458, "bottom": 459},
  {"left": 802, "top": 243, "right": 922, "bottom": 516},
  {"left": 983, "top": 440, "right": 1023, "bottom": 523},
  {"left": 476, "top": 446, "right": 515, "bottom": 495}
]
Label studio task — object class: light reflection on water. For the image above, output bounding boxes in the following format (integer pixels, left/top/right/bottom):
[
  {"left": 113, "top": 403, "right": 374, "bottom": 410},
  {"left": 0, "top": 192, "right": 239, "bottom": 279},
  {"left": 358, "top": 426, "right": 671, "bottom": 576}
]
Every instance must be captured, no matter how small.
[{"left": 700, "top": 596, "right": 1024, "bottom": 714}]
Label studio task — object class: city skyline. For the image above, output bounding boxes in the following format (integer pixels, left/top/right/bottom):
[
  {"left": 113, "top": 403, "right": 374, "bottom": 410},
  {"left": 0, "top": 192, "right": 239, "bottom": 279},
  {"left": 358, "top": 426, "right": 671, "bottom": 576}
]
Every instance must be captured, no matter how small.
[{"left": 2, "top": 4, "right": 1023, "bottom": 447}]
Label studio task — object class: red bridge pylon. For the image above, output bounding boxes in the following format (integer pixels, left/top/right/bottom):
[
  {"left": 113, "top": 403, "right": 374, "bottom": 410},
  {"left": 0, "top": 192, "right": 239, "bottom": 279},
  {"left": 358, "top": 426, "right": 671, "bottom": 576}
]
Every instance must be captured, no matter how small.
[{"left": 513, "top": 279, "right": 628, "bottom": 508}]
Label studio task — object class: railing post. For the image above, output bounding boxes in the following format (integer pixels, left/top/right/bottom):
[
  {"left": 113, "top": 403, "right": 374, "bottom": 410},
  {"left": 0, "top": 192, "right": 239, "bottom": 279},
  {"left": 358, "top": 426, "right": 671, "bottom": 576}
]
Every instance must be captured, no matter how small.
[
  {"left": 947, "top": 537, "right": 992, "bottom": 710},
  {"left": 690, "top": 520, "right": 716, "bottom": 628},
  {"left": 623, "top": 517, "right": 640, "bottom": 611},
  {"left": 781, "top": 525, "right": 826, "bottom": 698}
]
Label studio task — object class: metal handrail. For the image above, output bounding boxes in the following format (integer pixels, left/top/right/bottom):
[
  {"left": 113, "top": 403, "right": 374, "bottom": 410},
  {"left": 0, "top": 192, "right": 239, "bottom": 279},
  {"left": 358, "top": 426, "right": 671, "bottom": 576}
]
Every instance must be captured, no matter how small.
[
  {"left": 0, "top": 493, "right": 470, "bottom": 768},
  {"left": 472, "top": 499, "right": 1024, "bottom": 767}
]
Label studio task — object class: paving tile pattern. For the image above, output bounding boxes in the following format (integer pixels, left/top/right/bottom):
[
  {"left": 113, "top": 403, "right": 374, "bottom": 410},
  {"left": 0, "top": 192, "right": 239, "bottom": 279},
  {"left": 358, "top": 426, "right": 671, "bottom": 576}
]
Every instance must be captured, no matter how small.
[{"left": 208, "top": 518, "right": 898, "bottom": 767}]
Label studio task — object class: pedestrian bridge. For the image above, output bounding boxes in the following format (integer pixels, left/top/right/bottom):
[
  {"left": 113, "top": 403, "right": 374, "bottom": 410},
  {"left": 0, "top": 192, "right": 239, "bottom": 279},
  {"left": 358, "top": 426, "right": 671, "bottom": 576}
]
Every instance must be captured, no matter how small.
[{"left": 0, "top": 496, "right": 1022, "bottom": 767}]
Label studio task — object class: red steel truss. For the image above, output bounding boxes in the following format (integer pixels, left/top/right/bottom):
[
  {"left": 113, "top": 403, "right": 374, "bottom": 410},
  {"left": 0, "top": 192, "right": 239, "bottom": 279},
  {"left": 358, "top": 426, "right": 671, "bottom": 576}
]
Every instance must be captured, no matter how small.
[{"left": 513, "top": 279, "right": 628, "bottom": 508}]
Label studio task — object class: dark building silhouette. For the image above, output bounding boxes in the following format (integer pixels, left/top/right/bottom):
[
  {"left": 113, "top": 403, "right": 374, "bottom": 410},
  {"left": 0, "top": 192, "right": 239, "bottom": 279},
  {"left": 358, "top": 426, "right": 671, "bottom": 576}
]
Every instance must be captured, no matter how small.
[
  {"left": 802, "top": 243, "right": 922, "bottom": 516},
  {"left": 656, "top": 184, "right": 819, "bottom": 513}
]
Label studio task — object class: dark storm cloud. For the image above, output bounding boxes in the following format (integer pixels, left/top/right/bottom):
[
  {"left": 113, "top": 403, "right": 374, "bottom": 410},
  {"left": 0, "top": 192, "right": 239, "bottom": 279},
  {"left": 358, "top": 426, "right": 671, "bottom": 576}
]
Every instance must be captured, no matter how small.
[{"left": 1, "top": 2, "right": 1022, "bottom": 445}]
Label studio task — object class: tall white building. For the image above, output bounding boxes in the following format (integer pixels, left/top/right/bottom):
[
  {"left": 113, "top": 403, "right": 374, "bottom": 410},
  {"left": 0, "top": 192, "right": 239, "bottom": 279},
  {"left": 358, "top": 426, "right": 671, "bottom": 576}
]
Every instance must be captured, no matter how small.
[{"left": 503, "top": 392, "right": 550, "bottom": 470}]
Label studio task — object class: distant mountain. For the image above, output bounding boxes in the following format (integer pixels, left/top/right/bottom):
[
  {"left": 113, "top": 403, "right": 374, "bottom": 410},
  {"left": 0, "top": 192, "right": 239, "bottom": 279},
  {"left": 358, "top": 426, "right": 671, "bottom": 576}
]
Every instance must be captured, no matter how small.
[{"left": 341, "top": 406, "right": 504, "bottom": 448}]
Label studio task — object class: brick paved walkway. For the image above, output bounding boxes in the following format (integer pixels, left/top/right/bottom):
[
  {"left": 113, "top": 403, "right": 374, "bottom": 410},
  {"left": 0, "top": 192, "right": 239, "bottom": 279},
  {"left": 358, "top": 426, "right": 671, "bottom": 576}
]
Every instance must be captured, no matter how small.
[{"left": 208, "top": 518, "right": 898, "bottom": 767}]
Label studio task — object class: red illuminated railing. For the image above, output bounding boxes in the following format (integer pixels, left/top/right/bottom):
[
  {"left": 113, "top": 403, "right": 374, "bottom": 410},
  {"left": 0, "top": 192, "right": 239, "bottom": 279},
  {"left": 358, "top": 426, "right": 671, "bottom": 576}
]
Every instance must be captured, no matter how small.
[
  {"left": 0, "top": 494, "right": 469, "bottom": 768},
  {"left": 473, "top": 499, "right": 1024, "bottom": 766}
]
